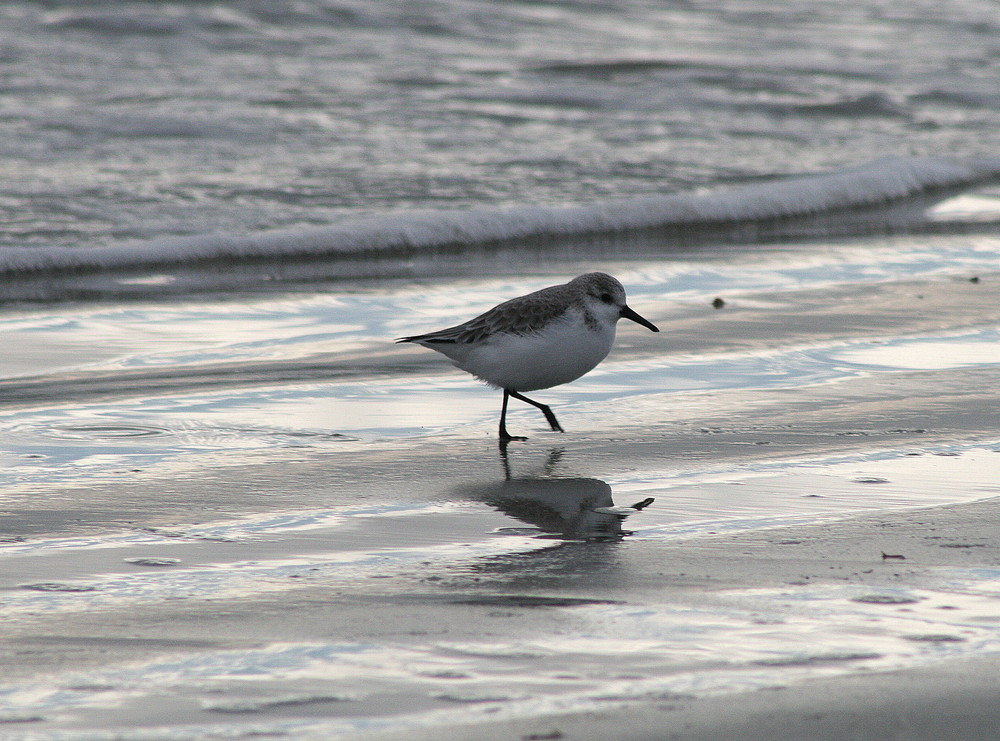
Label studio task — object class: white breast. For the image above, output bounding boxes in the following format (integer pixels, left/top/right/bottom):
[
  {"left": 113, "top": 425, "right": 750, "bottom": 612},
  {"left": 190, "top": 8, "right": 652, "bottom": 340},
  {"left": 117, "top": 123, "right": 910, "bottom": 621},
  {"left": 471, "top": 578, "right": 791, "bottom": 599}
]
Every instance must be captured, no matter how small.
[{"left": 450, "top": 311, "right": 616, "bottom": 392}]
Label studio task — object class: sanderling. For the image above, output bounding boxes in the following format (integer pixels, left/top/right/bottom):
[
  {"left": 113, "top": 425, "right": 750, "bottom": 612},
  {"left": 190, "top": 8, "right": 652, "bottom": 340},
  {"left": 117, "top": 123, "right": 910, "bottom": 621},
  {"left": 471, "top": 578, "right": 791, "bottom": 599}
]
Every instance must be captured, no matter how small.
[{"left": 397, "top": 272, "right": 659, "bottom": 443}]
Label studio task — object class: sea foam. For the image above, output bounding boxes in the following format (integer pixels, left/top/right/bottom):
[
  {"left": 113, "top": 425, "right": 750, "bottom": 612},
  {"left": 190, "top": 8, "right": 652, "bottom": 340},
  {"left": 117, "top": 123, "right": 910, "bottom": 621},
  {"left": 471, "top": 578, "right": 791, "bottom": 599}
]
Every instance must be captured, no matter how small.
[{"left": 3, "top": 156, "right": 998, "bottom": 278}]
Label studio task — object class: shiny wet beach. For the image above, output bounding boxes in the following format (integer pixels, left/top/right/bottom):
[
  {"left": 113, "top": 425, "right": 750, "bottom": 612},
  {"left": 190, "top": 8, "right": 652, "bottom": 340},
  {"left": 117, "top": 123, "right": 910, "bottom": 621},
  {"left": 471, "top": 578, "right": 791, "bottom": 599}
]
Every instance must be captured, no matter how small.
[{"left": 2, "top": 231, "right": 1000, "bottom": 737}]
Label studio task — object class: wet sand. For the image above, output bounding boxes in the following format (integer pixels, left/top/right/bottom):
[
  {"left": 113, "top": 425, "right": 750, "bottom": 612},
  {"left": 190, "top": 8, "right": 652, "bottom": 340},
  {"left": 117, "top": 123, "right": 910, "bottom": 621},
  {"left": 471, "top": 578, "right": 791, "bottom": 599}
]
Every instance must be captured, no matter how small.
[
  {"left": 4, "top": 448, "right": 1000, "bottom": 738},
  {"left": 357, "top": 656, "right": 1000, "bottom": 741},
  {"left": 345, "top": 475, "right": 1000, "bottom": 740},
  {"left": 1, "top": 261, "right": 999, "bottom": 738}
]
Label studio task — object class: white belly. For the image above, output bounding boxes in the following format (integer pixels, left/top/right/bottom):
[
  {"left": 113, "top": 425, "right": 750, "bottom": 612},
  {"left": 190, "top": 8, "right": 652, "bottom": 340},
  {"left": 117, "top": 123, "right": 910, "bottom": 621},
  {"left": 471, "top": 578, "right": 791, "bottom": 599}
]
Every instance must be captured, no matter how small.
[{"left": 450, "top": 315, "right": 616, "bottom": 392}]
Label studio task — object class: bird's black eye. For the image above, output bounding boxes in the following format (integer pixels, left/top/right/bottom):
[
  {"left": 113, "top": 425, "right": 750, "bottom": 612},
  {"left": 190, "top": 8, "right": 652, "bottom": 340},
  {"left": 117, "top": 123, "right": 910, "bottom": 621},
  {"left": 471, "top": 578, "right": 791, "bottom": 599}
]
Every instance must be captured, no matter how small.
[{"left": 599, "top": 292, "right": 613, "bottom": 304}]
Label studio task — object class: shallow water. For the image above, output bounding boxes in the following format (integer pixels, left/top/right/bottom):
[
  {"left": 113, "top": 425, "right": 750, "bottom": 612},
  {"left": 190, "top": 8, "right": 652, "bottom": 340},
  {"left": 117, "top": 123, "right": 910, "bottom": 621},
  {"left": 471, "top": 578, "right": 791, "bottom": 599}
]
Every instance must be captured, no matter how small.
[{"left": 2, "top": 232, "right": 999, "bottom": 486}]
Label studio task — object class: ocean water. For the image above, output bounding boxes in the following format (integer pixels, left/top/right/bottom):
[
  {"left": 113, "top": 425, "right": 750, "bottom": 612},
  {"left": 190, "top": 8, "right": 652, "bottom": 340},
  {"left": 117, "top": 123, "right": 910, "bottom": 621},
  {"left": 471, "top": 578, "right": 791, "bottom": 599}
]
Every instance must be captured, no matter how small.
[
  {"left": 3, "top": 1, "right": 1000, "bottom": 738},
  {"left": 2, "top": 0, "right": 1000, "bottom": 293}
]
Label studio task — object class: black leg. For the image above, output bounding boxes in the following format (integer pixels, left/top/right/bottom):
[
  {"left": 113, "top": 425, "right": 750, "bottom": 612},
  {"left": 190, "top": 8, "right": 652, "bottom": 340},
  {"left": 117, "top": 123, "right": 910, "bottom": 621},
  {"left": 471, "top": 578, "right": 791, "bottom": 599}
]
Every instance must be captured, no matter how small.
[
  {"left": 499, "top": 389, "right": 528, "bottom": 443},
  {"left": 498, "top": 438, "right": 513, "bottom": 479},
  {"left": 508, "top": 390, "right": 564, "bottom": 433}
]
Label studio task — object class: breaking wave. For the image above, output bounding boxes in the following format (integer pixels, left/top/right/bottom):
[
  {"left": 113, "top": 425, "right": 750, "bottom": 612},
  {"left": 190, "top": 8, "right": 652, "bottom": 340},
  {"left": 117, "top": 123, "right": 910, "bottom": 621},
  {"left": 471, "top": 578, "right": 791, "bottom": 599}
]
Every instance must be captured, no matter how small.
[{"left": 2, "top": 156, "right": 999, "bottom": 290}]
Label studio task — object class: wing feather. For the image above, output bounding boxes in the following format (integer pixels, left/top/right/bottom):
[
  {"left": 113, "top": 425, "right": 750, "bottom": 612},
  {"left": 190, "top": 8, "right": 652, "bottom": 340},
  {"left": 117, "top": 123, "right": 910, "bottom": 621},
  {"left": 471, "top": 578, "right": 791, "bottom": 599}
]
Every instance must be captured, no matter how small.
[{"left": 397, "top": 283, "right": 573, "bottom": 345}]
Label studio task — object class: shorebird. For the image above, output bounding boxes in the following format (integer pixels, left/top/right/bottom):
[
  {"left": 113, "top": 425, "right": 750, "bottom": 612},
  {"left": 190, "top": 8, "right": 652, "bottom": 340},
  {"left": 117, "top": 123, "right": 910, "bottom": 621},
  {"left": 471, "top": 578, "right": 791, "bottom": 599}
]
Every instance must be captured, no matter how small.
[{"left": 397, "top": 273, "right": 659, "bottom": 443}]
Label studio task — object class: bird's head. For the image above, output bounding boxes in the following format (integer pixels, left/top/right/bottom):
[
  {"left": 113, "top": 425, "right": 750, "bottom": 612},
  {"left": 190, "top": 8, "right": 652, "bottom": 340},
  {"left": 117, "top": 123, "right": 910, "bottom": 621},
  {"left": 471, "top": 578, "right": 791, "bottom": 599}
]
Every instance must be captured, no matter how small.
[{"left": 574, "top": 272, "right": 659, "bottom": 332}]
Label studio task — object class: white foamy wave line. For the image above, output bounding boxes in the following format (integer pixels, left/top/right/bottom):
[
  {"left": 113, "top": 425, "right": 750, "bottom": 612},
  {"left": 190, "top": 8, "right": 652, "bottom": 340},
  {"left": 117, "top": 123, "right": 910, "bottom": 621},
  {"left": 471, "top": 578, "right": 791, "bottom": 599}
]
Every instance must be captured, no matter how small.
[{"left": 5, "top": 156, "right": 999, "bottom": 276}]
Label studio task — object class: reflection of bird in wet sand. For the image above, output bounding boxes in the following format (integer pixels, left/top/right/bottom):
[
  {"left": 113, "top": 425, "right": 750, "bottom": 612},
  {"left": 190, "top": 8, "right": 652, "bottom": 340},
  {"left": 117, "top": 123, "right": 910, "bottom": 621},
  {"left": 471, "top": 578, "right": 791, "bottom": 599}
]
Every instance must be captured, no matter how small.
[
  {"left": 459, "top": 448, "right": 655, "bottom": 541},
  {"left": 475, "top": 476, "right": 653, "bottom": 541},
  {"left": 397, "top": 273, "right": 658, "bottom": 444}
]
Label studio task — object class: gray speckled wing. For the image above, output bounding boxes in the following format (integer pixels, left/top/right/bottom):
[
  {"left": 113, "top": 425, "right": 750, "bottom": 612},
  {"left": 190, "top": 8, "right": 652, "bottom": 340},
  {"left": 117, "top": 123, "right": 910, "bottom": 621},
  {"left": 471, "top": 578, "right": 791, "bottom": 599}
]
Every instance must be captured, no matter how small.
[{"left": 398, "top": 283, "right": 574, "bottom": 345}]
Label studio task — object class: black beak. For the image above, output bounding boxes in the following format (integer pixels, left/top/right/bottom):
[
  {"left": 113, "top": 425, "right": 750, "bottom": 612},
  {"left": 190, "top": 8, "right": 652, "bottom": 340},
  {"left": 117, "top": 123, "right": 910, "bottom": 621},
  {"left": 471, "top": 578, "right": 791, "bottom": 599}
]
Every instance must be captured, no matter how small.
[{"left": 620, "top": 305, "right": 659, "bottom": 332}]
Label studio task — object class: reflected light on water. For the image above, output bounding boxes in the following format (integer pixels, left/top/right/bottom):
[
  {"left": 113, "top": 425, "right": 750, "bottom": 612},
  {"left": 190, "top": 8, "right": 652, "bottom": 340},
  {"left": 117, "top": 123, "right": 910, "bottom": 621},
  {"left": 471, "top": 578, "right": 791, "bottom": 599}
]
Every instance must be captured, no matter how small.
[{"left": 831, "top": 337, "right": 1000, "bottom": 370}]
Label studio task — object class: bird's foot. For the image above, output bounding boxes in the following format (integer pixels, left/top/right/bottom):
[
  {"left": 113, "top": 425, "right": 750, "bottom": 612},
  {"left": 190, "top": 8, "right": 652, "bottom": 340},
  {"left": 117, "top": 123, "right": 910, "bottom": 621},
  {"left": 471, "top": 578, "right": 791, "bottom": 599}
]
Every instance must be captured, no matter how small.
[
  {"left": 500, "top": 434, "right": 528, "bottom": 443},
  {"left": 498, "top": 433, "right": 528, "bottom": 455}
]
